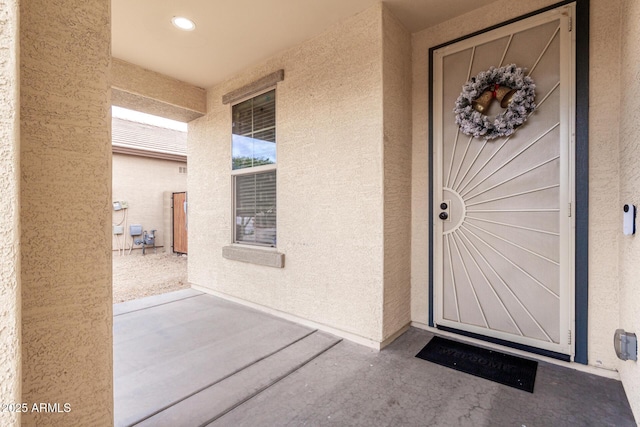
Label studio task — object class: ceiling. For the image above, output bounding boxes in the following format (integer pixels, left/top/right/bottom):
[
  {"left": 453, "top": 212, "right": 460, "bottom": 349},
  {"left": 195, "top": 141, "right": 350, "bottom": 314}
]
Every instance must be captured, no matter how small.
[{"left": 112, "top": 0, "right": 499, "bottom": 89}]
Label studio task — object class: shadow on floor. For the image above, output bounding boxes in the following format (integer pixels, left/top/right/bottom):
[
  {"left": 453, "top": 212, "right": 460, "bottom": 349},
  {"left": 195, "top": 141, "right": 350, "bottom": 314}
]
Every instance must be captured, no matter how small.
[{"left": 114, "top": 290, "right": 636, "bottom": 427}]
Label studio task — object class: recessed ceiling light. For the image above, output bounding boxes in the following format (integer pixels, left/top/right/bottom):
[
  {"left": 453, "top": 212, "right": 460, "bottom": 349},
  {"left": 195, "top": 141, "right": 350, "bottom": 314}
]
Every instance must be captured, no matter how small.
[{"left": 172, "top": 16, "right": 195, "bottom": 31}]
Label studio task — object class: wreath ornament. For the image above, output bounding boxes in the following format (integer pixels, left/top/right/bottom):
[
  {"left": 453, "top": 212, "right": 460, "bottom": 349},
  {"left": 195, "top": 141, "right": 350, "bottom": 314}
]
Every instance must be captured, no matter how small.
[{"left": 454, "top": 64, "right": 536, "bottom": 140}]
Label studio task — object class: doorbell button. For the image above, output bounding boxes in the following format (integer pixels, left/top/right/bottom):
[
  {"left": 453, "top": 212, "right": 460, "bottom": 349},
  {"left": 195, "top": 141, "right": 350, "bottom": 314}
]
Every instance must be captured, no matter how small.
[{"left": 623, "top": 204, "right": 636, "bottom": 235}]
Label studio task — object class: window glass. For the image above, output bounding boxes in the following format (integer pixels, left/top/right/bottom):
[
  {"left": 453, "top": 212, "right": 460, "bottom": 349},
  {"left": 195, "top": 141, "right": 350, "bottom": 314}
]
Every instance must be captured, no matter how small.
[
  {"left": 232, "top": 89, "right": 276, "bottom": 170},
  {"left": 232, "top": 88, "right": 277, "bottom": 247},
  {"left": 235, "top": 171, "right": 276, "bottom": 246}
]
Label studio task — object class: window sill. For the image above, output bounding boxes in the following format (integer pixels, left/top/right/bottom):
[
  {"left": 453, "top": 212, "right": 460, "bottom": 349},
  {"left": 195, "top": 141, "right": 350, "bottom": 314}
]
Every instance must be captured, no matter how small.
[{"left": 222, "top": 245, "right": 285, "bottom": 268}]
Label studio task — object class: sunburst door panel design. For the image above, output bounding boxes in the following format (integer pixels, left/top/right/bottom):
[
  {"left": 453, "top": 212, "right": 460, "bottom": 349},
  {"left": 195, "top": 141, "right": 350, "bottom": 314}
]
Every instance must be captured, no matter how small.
[{"left": 433, "top": 7, "right": 574, "bottom": 355}]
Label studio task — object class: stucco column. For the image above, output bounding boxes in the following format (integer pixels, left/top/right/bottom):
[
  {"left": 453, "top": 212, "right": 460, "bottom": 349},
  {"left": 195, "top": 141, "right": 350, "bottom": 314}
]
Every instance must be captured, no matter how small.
[
  {"left": 0, "top": 1, "right": 21, "bottom": 426},
  {"left": 20, "top": 0, "right": 113, "bottom": 425}
]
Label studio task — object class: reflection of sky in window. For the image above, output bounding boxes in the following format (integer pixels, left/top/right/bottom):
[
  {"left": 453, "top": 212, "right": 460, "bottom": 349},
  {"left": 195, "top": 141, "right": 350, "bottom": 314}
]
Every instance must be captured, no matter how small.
[{"left": 232, "top": 134, "right": 276, "bottom": 168}]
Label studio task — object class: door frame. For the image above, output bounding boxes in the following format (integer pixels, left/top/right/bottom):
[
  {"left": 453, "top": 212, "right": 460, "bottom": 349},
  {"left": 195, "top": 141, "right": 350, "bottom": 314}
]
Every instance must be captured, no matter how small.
[{"left": 427, "top": 0, "right": 590, "bottom": 364}]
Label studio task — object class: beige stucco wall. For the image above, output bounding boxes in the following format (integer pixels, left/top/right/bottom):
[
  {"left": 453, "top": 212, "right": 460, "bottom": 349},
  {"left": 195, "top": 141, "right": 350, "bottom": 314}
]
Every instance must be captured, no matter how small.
[
  {"left": 0, "top": 1, "right": 21, "bottom": 425},
  {"left": 586, "top": 0, "right": 623, "bottom": 371},
  {"left": 618, "top": 0, "right": 640, "bottom": 417},
  {"left": 20, "top": 0, "right": 113, "bottom": 425},
  {"left": 381, "top": 7, "right": 413, "bottom": 340},
  {"left": 189, "top": 5, "right": 391, "bottom": 343},
  {"left": 411, "top": 0, "right": 623, "bottom": 372},
  {"left": 112, "top": 58, "right": 206, "bottom": 123},
  {"left": 112, "top": 153, "right": 187, "bottom": 251}
]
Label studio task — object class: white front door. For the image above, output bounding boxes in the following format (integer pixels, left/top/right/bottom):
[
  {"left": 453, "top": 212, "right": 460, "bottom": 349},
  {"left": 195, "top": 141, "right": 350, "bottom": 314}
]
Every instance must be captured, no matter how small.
[{"left": 432, "top": 5, "right": 575, "bottom": 357}]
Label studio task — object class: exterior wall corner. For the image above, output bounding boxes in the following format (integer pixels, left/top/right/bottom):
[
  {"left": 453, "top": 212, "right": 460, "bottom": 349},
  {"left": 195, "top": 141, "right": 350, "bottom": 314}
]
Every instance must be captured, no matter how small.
[
  {"left": 382, "top": 5, "right": 413, "bottom": 340},
  {"left": 0, "top": 0, "right": 22, "bottom": 425},
  {"left": 19, "top": 0, "right": 113, "bottom": 424}
]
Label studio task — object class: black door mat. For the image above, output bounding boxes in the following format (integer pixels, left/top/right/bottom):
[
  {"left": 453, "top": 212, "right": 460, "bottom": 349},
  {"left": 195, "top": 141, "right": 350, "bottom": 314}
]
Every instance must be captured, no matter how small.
[{"left": 416, "top": 336, "right": 538, "bottom": 393}]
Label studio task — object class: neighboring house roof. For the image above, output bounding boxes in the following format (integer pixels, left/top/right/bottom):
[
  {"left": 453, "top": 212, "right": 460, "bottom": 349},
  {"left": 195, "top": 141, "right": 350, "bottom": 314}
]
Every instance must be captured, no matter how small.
[{"left": 112, "top": 117, "right": 187, "bottom": 161}]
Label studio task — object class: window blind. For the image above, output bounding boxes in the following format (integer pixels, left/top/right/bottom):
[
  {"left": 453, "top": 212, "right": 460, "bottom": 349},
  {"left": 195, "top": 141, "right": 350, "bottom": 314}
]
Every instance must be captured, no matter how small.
[
  {"left": 235, "top": 171, "right": 277, "bottom": 246},
  {"left": 232, "top": 89, "right": 276, "bottom": 169}
]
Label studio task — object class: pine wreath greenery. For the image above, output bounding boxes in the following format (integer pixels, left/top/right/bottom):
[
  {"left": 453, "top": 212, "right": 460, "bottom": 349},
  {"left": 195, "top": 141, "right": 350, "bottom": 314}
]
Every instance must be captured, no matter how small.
[{"left": 454, "top": 64, "right": 536, "bottom": 140}]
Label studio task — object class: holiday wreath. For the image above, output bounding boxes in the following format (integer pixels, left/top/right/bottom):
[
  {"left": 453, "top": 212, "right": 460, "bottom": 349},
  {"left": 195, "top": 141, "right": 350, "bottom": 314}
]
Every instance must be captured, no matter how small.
[{"left": 453, "top": 64, "right": 536, "bottom": 140}]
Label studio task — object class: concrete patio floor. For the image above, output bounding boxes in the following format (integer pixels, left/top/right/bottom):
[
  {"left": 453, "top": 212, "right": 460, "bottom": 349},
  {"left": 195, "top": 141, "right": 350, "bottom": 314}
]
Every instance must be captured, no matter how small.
[{"left": 114, "top": 290, "right": 637, "bottom": 427}]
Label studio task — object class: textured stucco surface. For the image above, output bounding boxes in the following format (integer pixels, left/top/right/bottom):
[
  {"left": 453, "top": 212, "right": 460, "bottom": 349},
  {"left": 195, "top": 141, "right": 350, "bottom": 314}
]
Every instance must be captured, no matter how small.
[
  {"left": 112, "top": 153, "right": 186, "bottom": 250},
  {"left": 112, "top": 58, "right": 206, "bottom": 122},
  {"left": 20, "top": 0, "right": 113, "bottom": 425},
  {"left": 411, "top": 0, "right": 623, "bottom": 372},
  {"left": 112, "top": 89, "right": 204, "bottom": 123},
  {"left": 618, "top": 0, "right": 640, "bottom": 418},
  {"left": 587, "top": 0, "right": 622, "bottom": 371},
  {"left": 0, "top": 1, "right": 20, "bottom": 425},
  {"left": 381, "top": 6, "right": 412, "bottom": 339},
  {"left": 189, "top": 5, "right": 388, "bottom": 342}
]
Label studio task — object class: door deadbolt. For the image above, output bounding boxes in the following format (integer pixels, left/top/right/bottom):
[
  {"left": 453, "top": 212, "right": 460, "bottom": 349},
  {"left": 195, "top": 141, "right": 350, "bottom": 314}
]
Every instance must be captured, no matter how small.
[{"left": 439, "top": 199, "right": 451, "bottom": 221}]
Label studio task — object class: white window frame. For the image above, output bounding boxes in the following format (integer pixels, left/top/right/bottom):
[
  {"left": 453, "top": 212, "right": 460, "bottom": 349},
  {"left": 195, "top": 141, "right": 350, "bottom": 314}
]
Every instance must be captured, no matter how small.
[{"left": 231, "top": 86, "right": 277, "bottom": 248}]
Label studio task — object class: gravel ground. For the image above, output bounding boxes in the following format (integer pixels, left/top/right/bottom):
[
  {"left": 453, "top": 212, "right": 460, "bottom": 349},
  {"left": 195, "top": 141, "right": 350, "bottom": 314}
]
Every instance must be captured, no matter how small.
[{"left": 112, "top": 251, "right": 188, "bottom": 303}]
